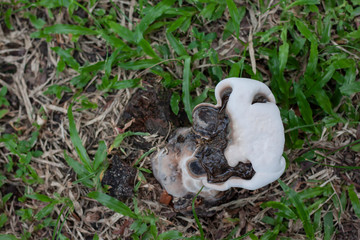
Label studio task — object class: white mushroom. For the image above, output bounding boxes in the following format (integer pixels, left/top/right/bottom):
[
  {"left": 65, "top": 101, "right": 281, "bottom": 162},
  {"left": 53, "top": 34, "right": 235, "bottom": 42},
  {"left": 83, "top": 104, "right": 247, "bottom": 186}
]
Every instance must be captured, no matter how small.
[{"left": 151, "top": 78, "right": 285, "bottom": 199}]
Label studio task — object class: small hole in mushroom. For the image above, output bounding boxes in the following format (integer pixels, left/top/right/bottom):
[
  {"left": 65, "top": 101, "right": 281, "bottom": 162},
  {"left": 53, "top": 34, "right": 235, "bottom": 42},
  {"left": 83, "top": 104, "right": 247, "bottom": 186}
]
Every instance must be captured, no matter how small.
[
  {"left": 252, "top": 94, "right": 269, "bottom": 104},
  {"left": 188, "top": 159, "right": 206, "bottom": 177}
]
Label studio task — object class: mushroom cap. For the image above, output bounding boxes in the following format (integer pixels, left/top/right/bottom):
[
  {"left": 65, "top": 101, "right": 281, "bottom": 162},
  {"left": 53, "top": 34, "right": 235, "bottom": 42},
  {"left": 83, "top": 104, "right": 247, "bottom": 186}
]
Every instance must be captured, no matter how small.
[
  {"left": 201, "top": 78, "right": 286, "bottom": 191},
  {"left": 151, "top": 78, "right": 286, "bottom": 199}
]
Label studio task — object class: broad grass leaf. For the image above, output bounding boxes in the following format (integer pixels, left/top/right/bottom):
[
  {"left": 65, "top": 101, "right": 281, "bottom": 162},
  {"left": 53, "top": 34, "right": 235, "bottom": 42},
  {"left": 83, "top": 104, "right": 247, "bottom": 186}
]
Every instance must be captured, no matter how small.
[
  {"left": 0, "top": 234, "right": 17, "bottom": 240},
  {"left": 135, "top": 0, "right": 176, "bottom": 42},
  {"left": 0, "top": 110, "right": 8, "bottom": 119},
  {"left": 2, "top": 193, "right": 12, "bottom": 206},
  {"left": 108, "top": 21, "right": 135, "bottom": 43},
  {"left": 294, "top": 83, "right": 314, "bottom": 125},
  {"left": 158, "top": 230, "right": 183, "bottom": 240},
  {"left": 229, "top": 59, "right": 244, "bottom": 78},
  {"left": 104, "top": 48, "right": 121, "bottom": 78},
  {"left": 351, "top": 143, "right": 360, "bottom": 152},
  {"left": 112, "top": 78, "right": 141, "bottom": 90},
  {"left": 347, "top": 29, "right": 360, "bottom": 39},
  {"left": 139, "top": 39, "right": 161, "bottom": 59},
  {"left": 64, "top": 152, "right": 93, "bottom": 188},
  {"left": 306, "top": 59, "right": 355, "bottom": 97},
  {"left": 324, "top": 211, "right": 334, "bottom": 240},
  {"left": 298, "top": 185, "right": 331, "bottom": 200},
  {"left": 320, "top": 15, "right": 332, "bottom": 44},
  {"left": 25, "top": 13, "right": 46, "bottom": 29},
  {"left": 110, "top": 132, "right": 149, "bottom": 152},
  {"left": 313, "top": 209, "right": 322, "bottom": 232},
  {"left": 93, "top": 141, "right": 106, "bottom": 171},
  {"left": 348, "top": 185, "right": 360, "bottom": 218},
  {"left": 305, "top": 70, "right": 334, "bottom": 97},
  {"left": 52, "top": 47, "right": 80, "bottom": 71},
  {"left": 5, "top": 9, "right": 13, "bottom": 30},
  {"left": 35, "top": 202, "right": 56, "bottom": 220},
  {"left": 44, "top": 24, "right": 97, "bottom": 35},
  {"left": 305, "top": 41, "right": 318, "bottom": 75},
  {"left": 26, "top": 193, "right": 53, "bottom": 203},
  {"left": 332, "top": 58, "right": 355, "bottom": 69},
  {"left": 200, "top": 3, "right": 216, "bottom": 20},
  {"left": 286, "top": 0, "right": 319, "bottom": 10},
  {"left": 314, "top": 90, "right": 335, "bottom": 116},
  {"left": 191, "top": 88, "right": 209, "bottom": 109},
  {"left": 166, "top": 32, "right": 188, "bottom": 56},
  {"left": 70, "top": 72, "right": 92, "bottom": 88},
  {"left": 80, "top": 61, "right": 105, "bottom": 73},
  {"left": 226, "top": 0, "right": 245, "bottom": 37},
  {"left": 167, "top": 16, "right": 188, "bottom": 33},
  {"left": 118, "top": 59, "right": 160, "bottom": 70},
  {"left": 279, "top": 180, "right": 314, "bottom": 239},
  {"left": 279, "top": 42, "right": 289, "bottom": 73},
  {"left": 182, "top": 56, "right": 193, "bottom": 122},
  {"left": 170, "top": 92, "right": 180, "bottom": 115},
  {"left": 88, "top": 191, "right": 137, "bottom": 219},
  {"left": 295, "top": 20, "right": 316, "bottom": 42},
  {"left": 290, "top": 35, "right": 306, "bottom": 56},
  {"left": 0, "top": 214, "right": 7, "bottom": 229},
  {"left": 261, "top": 201, "right": 297, "bottom": 219},
  {"left": 67, "top": 104, "right": 93, "bottom": 172},
  {"left": 99, "top": 31, "right": 129, "bottom": 49}
]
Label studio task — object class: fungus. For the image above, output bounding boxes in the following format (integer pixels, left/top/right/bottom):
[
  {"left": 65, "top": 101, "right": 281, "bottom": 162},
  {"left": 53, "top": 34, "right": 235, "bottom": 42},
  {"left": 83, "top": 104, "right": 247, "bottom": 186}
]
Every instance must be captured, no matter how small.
[{"left": 151, "top": 78, "right": 285, "bottom": 200}]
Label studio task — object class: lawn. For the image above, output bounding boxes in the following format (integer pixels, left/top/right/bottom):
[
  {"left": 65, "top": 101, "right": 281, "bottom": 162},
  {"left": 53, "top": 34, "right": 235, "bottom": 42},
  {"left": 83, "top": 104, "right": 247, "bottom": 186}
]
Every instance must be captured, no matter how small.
[{"left": 0, "top": 0, "right": 360, "bottom": 239}]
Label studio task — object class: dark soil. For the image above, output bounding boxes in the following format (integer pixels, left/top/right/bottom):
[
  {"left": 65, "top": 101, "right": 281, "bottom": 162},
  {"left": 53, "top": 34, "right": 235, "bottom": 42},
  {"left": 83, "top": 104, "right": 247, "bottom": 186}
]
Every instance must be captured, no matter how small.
[{"left": 101, "top": 155, "right": 137, "bottom": 201}]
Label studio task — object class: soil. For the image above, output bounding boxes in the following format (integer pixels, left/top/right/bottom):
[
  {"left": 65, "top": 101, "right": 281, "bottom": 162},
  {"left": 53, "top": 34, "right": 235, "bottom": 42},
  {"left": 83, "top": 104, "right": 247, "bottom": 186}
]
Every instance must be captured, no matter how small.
[{"left": 101, "top": 155, "right": 137, "bottom": 201}]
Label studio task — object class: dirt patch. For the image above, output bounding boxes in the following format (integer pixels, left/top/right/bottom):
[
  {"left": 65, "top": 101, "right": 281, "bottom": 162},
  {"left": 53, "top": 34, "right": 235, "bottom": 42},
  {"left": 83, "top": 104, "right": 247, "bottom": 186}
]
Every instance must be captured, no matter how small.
[
  {"left": 119, "top": 77, "right": 189, "bottom": 137},
  {"left": 101, "top": 155, "right": 136, "bottom": 201}
]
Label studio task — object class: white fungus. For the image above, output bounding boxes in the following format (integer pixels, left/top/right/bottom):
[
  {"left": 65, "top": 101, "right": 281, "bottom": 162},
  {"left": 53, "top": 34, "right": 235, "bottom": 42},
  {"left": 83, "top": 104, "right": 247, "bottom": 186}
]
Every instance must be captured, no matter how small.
[{"left": 151, "top": 78, "right": 286, "bottom": 199}]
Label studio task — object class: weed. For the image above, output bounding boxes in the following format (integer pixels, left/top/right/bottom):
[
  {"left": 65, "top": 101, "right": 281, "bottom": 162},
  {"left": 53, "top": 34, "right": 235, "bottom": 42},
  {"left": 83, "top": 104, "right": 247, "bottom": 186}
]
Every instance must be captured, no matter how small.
[{"left": 64, "top": 104, "right": 107, "bottom": 190}]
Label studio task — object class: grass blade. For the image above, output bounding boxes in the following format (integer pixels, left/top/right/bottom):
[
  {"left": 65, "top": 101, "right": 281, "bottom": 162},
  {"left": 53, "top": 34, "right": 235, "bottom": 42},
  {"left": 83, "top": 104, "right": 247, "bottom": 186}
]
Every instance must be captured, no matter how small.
[
  {"left": 170, "top": 92, "right": 180, "bottom": 115},
  {"left": 192, "top": 187, "right": 204, "bottom": 240},
  {"left": 112, "top": 78, "right": 141, "bottom": 89},
  {"left": 135, "top": 0, "right": 176, "bottom": 42},
  {"left": 109, "top": 132, "right": 149, "bottom": 152},
  {"left": 305, "top": 41, "right": 318, "bottom": 76},
  {"left": 88, "top": 191, "right": 137, "bottom": 219},
  {"left": 51, "top": 47, "right": 80, "bottom": 71},
  {"left": 93, "top": 141, "right": 106, "bottom": 171},
  {"left": 166, "top": 32, "right": 188, "bottom": 56},
  {"left": 138, "top": 38, "right": 161, "bottom": 59},
  {"left": 26, "top": 193, "right": 53, "bottom": 203},
  {"left": 44, "top": 24, "right": 97, "bottom": 35},
  {"left": 108, "top": 21, "right": 135, "bottom": 43},
  {"left": 324, "top": 211, "right": 334, "bottom": 240},
  {"left": 261, "top": 201, "right": 297, "bottom": 219},
  {"left": 118, "top": 59, "right": 160, "bottom": 70},
  {"left": 348, "top": 185, "right": 360, "bottom": 218},
  {"left": 294, "top": 83, "right": 314, "bottom": 126},
  {"left": 295, "top": 20, "right": 316, "bottom": 42},
  {"left": 278, "top": 42, "right": 289, "bottom": 73},
  {"left": 279, "top": 180, "right": 314, "bottom": 239},
  {"left": 67, "top": 104, "right": 93, "bottom": 172},
  {"left": 64, "top": 152, "right": 93, "bottom": 187},
  {"left": 286, "top": 0, "right": 319, "bottom": 10},
  {"left": 182, "top": 56, "right": 193, "bottom": 122}
]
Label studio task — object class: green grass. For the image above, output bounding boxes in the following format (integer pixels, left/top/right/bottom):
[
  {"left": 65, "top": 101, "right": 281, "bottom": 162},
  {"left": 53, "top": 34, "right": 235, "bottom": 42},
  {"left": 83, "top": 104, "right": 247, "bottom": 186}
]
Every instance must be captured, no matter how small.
[{"left": 0, "top": 0, "right": 360, "bottom": 239}]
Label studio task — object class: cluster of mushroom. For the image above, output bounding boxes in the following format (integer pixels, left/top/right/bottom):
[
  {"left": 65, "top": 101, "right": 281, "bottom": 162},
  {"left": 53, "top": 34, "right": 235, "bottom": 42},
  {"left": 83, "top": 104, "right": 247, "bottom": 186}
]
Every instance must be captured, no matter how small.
[{"left": 151, "top": 78, "right": 286, "bottom": 200}]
